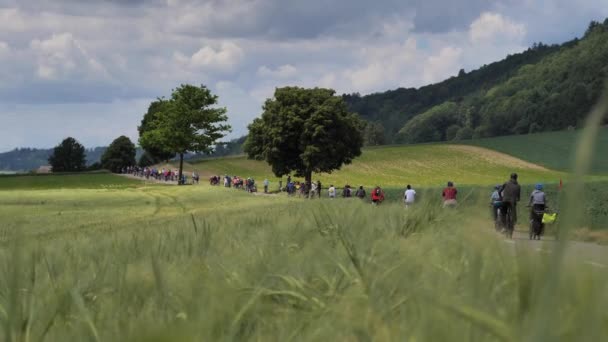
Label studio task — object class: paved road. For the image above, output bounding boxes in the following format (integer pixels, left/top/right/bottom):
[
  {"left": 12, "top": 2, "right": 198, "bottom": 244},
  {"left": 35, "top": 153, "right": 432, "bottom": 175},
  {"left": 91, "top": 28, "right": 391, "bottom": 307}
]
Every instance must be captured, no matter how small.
[{"left": 504, "top": 230, "right": 608, "bottom": 269}]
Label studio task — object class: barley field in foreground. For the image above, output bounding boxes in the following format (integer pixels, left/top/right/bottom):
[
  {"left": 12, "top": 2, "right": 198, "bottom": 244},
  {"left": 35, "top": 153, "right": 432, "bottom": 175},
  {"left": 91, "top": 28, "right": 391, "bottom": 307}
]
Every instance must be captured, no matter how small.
[{"left": 1, "top": 184, "right": 607, "bottom": 341}]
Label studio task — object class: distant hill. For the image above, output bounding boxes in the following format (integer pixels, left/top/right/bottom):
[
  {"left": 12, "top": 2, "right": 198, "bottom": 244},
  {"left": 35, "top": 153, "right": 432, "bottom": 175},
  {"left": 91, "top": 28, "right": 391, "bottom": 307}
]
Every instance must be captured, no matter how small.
[
  {"left": 0, "top": 147, "right": 144, "bottom": 172},
  {"left": 0, "top": 147, "right": 105, "bottom": 172},
  {"left": 345, "top": 19, "right": 608, "bottom": 144},
  {"left": 0, "top": 137, "right": 246, "bottom": 172}
]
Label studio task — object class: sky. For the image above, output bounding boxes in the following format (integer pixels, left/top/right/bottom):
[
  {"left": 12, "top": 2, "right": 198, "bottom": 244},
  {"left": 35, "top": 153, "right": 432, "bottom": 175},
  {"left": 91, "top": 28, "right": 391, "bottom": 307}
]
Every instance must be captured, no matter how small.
[{"left": 1, "top": 0, "right": 607, "bottom": 152}]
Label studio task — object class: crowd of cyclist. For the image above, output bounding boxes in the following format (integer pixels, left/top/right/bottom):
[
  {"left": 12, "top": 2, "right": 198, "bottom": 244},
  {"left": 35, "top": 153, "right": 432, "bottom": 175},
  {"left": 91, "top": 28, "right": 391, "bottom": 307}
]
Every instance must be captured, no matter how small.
[
  {"left": 217, "top": 171, "right": 553, "bottom": 239},
  {"left": 124, "top": 167, "right": 552, "bottom": 238},
  {"left": 121, "top": 166, "right": 200, "bottom": 184},
  {"left": 490, "top": 173, "right": 554, "bottom": 239}
]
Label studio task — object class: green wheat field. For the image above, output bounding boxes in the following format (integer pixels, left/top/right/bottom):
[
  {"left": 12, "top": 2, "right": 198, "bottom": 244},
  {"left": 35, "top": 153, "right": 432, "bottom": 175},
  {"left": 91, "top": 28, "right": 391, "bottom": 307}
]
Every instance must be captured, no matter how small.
[{"left": 1, "top": 127, "right": 608, "bottom": 340}]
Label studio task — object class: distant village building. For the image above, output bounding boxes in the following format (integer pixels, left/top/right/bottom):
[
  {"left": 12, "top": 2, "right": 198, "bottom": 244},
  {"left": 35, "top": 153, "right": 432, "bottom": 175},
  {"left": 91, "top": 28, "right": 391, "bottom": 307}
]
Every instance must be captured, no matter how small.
[{"left": 37, "top": 165, "right": 52, "bottom": 174}]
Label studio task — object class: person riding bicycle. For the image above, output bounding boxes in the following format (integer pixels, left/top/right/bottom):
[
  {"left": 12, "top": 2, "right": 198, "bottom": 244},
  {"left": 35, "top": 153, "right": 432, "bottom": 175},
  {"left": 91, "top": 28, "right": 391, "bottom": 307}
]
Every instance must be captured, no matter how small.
[
  {"left": 355, "top": 185, "right": 366, "bottom": 199},
  {"left": 371, "top": 186, "right": 385, "bottom": 205},
  {"left": 442, "top": 181, "right": 458, "bottom": 207},
  {"left": 499, "top": 173, "right": 521, "bottom": 229},
  {"left": 490, "top": 184, "right": 503, "bottom": 222},
  {"left": 528, "top": 183, "right": 547, "bottom": 231}
]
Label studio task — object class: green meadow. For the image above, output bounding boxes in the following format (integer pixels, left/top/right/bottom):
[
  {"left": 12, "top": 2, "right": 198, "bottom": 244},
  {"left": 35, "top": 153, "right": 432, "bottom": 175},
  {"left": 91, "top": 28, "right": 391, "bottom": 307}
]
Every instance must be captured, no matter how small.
[
  {"left": 0, "top": 172, "right": 142, "bottom": 190},
  {"left": 463, "top": 127, "right": 608, "bottom": 173},
  {"left": 183, "top": 144, "right": 566, "bottom": 188}
]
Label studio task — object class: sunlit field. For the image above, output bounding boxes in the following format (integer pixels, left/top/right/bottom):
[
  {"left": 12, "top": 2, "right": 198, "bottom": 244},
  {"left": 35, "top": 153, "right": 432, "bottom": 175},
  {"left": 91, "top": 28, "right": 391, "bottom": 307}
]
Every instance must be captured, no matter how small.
[{"left": 181, "top": 144, "right": 566, "bottom": 188}]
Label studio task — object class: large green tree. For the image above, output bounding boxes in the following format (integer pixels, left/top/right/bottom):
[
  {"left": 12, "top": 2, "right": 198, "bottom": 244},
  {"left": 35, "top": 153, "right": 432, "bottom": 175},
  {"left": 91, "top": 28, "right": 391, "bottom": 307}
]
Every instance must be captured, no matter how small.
[
  {"left": 139, "top": 84, "right": 231, "bottom": 184},
  {"left": 101, "top": 136, "right": 136, "bottom": 173},
  {"left": 48, "top": 137, "right": 87, "bottom": 172},
  {"left": 138, "top": 100, "right": 176, "bottom": 163},
  {"left": 244, "top": 87, "right": 364, "bottom": 185}
]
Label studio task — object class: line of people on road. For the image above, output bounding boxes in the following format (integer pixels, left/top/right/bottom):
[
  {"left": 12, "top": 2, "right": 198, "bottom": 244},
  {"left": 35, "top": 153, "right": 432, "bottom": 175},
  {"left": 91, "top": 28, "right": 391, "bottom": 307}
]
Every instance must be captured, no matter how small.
[{"left": 121, "top": 166, "right": 200, "bottom": 184}]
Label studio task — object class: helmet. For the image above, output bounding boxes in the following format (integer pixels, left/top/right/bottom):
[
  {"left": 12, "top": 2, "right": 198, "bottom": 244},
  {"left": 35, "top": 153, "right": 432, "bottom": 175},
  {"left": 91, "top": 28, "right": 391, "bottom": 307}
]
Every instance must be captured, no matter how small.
[
  {"left": 495, "top": 184, "right": 501, "bottom": 190},
  {"left": 447, "top": 181, "right": 454, "bottom": 187},
  {"left": 511, "top": 173, "right": 518, "bottom": 180},
  {"left": 535, "top": 183, "right": 543, "bottom": 190}
]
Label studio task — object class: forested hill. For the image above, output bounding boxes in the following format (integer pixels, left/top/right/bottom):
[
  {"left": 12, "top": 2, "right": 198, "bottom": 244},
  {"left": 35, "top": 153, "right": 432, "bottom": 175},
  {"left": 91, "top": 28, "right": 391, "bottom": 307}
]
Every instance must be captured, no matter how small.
[
  {"left": 345, "top": 19, "right": 608, "bottom": 144},
  {"left": 0, "top": 147, "right": 108, "bottom": 172}
]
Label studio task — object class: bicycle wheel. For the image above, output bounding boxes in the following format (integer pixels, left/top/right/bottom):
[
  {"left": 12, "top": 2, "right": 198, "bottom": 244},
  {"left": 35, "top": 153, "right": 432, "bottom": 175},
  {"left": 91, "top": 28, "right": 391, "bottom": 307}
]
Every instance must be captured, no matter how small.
[{"left": 506, "top": 207, "right": 514, "bottom": 239}]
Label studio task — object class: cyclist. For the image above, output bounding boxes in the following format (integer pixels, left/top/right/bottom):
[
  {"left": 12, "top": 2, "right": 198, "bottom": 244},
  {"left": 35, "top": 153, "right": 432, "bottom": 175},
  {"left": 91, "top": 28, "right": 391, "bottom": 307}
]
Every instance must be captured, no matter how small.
[
  {"left": 355, "top": 185, "right": 366, "bottom": 199},
  {"left": 328, "top": 184, "right": 336, "bottom": 198},
  {"left": 490, "top": 184, "right": 503, "bottom": 222},
  {"left": 500, "top": 173, "right": 521, "bottom": 234},
  {"left": 404, "top": 185, "right": 416, "bottom": 208},
  {"left": 442, "top": 181, "right": 458, "bottom": 207},
  {"left": 371, "top": 186, "right": 385, "bottom": 205},
  {"left": 528, "top": 183, "right": 547, "bottom": 238}
]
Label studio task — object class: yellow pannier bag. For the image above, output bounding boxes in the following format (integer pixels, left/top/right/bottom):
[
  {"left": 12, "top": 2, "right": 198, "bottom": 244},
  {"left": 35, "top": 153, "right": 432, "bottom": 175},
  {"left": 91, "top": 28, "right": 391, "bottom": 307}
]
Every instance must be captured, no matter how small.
[{"left": 542, "top": 213, "right": 557, "bottom": 224}]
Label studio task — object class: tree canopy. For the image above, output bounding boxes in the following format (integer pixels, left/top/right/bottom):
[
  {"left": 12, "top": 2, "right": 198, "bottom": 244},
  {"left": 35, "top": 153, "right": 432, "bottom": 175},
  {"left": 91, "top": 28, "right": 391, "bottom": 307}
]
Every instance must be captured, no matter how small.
[
  {"left": 48, "top": 137, "right": 87, "bottom": 173},
  {"left": 138, "top": 100, "right": 176, "bottom": 163},
  {"left": 101, "top": 136, "right": 136, "bottom": 173},
  {"left": 139, "top": 84, "right": 231, "bottom": 183},
  {"left": 244, "top": 87, "right": 364, "bottom": 184}
]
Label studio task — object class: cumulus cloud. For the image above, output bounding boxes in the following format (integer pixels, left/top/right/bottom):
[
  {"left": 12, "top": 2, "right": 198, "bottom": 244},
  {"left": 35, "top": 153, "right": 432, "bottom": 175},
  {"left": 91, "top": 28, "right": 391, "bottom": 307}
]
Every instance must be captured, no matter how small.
[
  {"left": 29, "top": 33, "right": 108, "bottom": 80},
  {"left": 0, "top": 0, "right": 605, "bottom": 152},
  {"left": 174, "top": 42, "right": 244, "bottom": 72},
  {"left": 257, "top": 64, "right": 298, "bottom": 79},
  {"left": 469, "top": 12, "right": 526, "bottom": 44},
  {"left": 423, "top": 47, "right": 464, "bottom": 84}
]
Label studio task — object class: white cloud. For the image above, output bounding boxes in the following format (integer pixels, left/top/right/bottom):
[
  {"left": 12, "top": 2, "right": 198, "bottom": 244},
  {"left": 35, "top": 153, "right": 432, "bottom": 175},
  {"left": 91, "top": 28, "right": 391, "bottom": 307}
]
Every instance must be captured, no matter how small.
[
  {"left": 469, "top": 12, "right": 526, "bottom": 44},
  {"left": 0, "top": 8, "right": 27, "bottom": 32},
  {"left": 0, "top": 0, "right": 604, "bottom": 152},
  {"left": 423, "top": 46, "right": 463, "bottom": 84},
  {"left": 343, "top": 37, "right": 420, "bottom": 92},
  {"left": 174, "top": 41, "right": 244, "bottom": 72},
  {"left": 164, "top": 0, "right": 267, "bottom": 36},
  {"left": 257, "top": 64, "right": 298, "bottom": 78},
  {"left": 29, "top": 32, "right": 108, "bottom": 80}
]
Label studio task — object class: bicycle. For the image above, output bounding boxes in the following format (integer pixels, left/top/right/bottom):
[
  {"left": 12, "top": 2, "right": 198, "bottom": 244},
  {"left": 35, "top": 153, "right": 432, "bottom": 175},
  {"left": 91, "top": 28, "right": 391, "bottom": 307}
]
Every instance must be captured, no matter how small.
[
  {"left": 503, "top": 203, "right": 515, "bottom": 239},
  {"left": 492, "top": 202, "right": 504, "bottom": 232},
  {"left": 528, "top": 206, "right": 547, "bottom": 240}
]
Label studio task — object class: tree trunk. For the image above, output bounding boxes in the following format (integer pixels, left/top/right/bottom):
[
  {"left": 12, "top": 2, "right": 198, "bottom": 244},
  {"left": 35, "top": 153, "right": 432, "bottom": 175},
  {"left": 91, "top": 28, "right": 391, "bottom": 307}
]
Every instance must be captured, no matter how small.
[
  {"left": 305, "top": 170, "right": 312, "bottom": 199},
  {"left": 178, "top": 153, "right": 184, "bottom": 185}
]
